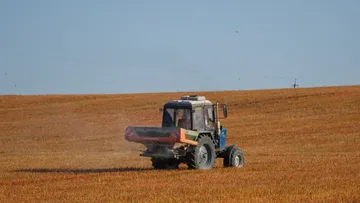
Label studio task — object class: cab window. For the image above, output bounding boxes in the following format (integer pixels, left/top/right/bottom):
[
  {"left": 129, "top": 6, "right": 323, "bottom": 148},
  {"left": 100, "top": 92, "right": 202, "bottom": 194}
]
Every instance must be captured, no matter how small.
[
  {"left": 204, "top": 106, "right": 214, "bottom": 128},
  {"left": 162, "top": 108, "right": 191, "bottom": 129},
  {"left": 193, "top": 107, "right": 205, "bottom": 130}
]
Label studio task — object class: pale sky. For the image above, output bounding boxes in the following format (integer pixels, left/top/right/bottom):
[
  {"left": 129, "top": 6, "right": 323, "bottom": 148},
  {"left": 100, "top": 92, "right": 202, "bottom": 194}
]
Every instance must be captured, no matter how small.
[{"left": 1, "top": 0, "right": 359, "bottom": 95}]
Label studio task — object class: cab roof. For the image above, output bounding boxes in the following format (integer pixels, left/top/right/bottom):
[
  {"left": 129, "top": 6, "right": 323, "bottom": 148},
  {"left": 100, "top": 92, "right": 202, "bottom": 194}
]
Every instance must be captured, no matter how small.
[{"left": 164, "top": 95, "right": 213, "bottom": 109}]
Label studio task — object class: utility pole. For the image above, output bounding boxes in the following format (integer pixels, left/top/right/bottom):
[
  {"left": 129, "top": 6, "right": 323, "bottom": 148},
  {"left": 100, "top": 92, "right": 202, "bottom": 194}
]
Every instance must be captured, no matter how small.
[{"left": 293, "top": 78, "right": 299, "bottom": 88}]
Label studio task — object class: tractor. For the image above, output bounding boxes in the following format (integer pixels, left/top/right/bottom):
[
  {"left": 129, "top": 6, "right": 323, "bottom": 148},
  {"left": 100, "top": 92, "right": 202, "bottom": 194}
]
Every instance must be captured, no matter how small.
[{"left": 124, "top": 95, "right": 245, "bottom": 170}]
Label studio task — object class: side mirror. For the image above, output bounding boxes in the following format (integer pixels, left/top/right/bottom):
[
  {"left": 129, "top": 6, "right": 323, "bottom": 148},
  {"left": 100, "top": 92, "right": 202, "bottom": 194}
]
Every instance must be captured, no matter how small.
[
  {"left": 223, "top": 104, "right": 227, "bottom": 118},
  {"left": 159, "top": 108, "right": 163, "bottom": 112}
]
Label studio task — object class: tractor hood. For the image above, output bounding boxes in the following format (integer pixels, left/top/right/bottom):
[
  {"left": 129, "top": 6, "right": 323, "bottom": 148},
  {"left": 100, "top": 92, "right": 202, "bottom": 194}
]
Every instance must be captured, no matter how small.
[{"left": 124, "top": 126, "right": 199, "bottom": 145}]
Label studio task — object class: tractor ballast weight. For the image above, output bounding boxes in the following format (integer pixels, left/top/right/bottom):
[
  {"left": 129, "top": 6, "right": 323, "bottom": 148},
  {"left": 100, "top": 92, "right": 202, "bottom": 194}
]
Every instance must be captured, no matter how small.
[{"left": 124, "top": 95, "right": 245, "bottom": 170}]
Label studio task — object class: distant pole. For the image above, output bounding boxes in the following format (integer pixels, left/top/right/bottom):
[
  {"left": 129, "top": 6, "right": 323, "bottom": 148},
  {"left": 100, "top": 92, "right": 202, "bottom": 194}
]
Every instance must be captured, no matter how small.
[{"left": 293, "top": 78, "right": 299, "bottom": 88}]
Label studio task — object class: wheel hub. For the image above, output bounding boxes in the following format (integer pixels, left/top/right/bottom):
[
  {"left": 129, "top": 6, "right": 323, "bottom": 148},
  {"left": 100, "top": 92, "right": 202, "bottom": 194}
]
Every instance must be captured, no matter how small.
[
  {"left": 234, "top": 155, "right": 240, "bottom": 166},
  {"left": 199, "top": 146, "right": 208, "bottom": 164}
]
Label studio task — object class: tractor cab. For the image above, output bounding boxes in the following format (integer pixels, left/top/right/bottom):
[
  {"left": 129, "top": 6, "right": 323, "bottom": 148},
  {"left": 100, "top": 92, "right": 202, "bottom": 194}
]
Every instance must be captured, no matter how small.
[{"left": 160, "top": 95, "right": 227, "bottom": 133}]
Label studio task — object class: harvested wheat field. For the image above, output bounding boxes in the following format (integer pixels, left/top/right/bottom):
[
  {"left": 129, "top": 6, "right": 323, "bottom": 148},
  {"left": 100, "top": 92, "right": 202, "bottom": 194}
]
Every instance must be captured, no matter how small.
[{"left": 0, "top": 85, "right": 360, "bottom": 202}]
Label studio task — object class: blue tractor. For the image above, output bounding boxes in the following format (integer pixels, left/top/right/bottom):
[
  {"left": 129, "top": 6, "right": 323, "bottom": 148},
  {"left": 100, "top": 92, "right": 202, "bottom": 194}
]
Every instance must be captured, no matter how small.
[{"left": 125, "top": 95, "right": 245, "bottom": 170}]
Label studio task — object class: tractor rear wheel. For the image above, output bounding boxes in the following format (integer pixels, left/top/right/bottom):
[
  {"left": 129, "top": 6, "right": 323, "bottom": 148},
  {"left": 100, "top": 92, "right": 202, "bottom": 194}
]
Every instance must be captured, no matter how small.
[
  {"left": 151, "top": 158, "right": 180, "bottom": 170},
  {"left": 223, "top": 147, "right": 244, "bottom": 168},
  {"left": 186, "top": 136, "right": 216, "bottom": 169}
]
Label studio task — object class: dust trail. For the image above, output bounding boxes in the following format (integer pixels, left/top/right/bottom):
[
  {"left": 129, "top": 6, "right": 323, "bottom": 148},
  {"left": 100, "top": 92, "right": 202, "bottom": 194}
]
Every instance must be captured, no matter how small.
[{"left": 11, "top": 167, "right": 155, "bottom": 174}]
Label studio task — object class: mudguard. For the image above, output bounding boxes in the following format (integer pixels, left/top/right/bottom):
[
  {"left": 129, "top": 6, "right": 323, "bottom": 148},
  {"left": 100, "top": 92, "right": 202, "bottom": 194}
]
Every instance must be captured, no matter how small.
[{"left": 218, "top": 144, "right": 236, "bottom": 158}]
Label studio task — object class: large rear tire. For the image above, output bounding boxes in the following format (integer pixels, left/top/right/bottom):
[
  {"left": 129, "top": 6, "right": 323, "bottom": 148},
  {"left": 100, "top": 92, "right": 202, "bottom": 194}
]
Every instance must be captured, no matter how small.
[
  {"left": 186, "top": 136, "right": 216, "bottom": 170},
  {"left": 223, "top": 146, "right": 244, "bottom": 168},
  {"left": 151, "top": 158, "right": 180, "bottom": 170}
]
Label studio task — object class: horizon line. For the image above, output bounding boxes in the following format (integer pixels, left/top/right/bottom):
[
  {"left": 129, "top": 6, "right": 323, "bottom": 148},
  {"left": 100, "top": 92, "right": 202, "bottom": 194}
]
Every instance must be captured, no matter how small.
[{"left": 1, "top": 84, "right": 359, "bottom": 97}]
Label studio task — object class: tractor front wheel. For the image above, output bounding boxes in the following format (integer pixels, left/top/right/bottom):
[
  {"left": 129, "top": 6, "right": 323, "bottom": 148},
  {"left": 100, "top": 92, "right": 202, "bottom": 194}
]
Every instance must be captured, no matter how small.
[{"left": 223, "top": 146, "right": 244, "bottom": 168}]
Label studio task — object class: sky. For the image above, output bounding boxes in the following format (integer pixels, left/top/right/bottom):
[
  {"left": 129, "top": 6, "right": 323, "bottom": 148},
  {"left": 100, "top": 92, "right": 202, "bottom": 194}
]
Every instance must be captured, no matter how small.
[{"left": 1, "top": 0, "right": 359, "bottom": 95}]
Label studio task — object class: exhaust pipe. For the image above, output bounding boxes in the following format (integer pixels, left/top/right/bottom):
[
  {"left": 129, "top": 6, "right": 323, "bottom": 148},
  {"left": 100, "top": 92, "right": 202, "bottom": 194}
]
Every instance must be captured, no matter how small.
[{"left": 216, "top": 101, "right": 221, "bottom": 135}]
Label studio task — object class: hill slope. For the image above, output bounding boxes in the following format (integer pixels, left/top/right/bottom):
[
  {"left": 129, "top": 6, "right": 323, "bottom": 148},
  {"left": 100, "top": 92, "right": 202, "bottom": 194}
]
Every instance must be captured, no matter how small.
[{"left": 1, "top": 86, "right": 360, "bottom": 202}]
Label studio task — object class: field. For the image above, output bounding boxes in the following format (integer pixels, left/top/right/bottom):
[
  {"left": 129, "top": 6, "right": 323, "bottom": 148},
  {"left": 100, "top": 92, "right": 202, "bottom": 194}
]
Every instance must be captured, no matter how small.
[{"left": 1, "top": 85, "right": 360, "bottom": 202}]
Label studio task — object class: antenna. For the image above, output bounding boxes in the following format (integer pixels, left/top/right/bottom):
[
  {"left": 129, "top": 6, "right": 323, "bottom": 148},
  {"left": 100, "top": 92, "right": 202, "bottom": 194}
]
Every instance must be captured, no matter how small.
[{"left": 292, "top": 78, "right": 299, "bottom": 88}]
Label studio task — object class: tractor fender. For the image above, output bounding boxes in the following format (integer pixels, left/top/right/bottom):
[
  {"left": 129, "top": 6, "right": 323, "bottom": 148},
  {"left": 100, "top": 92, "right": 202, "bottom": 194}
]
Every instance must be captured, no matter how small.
[
  {"left": 219, "top": 144, "right": 236, "bottom": 158},
  {"left": 225, "top": 145, "right": 236, "bottom": 153}
]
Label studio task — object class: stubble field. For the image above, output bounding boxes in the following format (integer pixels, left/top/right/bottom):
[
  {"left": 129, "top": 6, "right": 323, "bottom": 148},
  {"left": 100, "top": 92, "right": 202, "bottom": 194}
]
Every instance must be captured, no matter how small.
[{"left": 0, "top": 85, "right": 360, "bottom": 202}]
